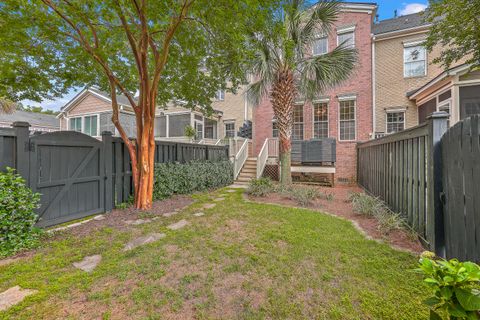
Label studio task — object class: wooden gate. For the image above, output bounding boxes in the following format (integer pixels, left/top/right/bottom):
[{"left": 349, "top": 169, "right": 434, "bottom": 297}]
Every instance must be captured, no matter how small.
[
  {"left": 441, "top": 115, "right": 480, "bottom": 261},
  {"left": 28, "top": 131, "right": 104, "bottom": 227}
]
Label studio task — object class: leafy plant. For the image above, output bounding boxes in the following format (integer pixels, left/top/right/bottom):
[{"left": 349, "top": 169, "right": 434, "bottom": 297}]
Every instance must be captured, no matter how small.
[
  {"left": 247, "top": 177, "right": 274, "bottom": 197},
  {"left": 416, "top": 252, "right": 480, "bottom": 319},
  {"left": 288, "top": 186, "right": 320, "bottom": 207},
  {"left": 153, "top": 160, "right": 233, "bottom": 200},
  {"left": 184, "top": 125, "right": 197, "bottom": 140},
  {"left": 0, "top": 167, "right": 42, "bottom": 257}
]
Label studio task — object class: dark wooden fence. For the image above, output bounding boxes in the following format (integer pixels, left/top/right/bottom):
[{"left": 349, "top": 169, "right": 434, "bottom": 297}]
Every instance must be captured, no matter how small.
[
  {"left": 358, "top": 112, "right": 480, "bottom": 261},
  {"left": 0, "top": 122, "right": 229, "bottom": 227}
]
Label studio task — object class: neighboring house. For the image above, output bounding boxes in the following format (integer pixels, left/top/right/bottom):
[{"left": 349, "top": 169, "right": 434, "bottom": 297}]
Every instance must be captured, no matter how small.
[
  {"left": 372, "top": 11, "right": 480, "bottom": 135},
  {"left": 0, "top": 110, "right": 59, "bottom": 132},
  {"left": 252, "top": 2, "right": 377, "bottom": 184},
  {"left": 57, "top": 86, "right": 250, "bottom": 142}
]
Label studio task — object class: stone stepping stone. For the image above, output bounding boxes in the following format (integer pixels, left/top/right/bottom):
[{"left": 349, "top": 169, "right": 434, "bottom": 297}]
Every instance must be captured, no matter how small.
[
  {"left": 193, "top": 212, "right": 204, "bottom": 217},
  {"left": 124, "top": 219, "right": 152, "bottom": 225},
  {"left": 73, "top": 255, "right": 102, "bottom": 272},
  {"left": 163, "top": 211, "right": 179, "bottom": 217},
  {"left": 167, "top": 219, "right": 189, "bottom": 230},
  {"left": 93, "top": 215, "right": 105, "bottom": 221},
  {"left": 123, "top": 233, "right": 166, "bottom": 251},
  {"left": 214, "top": 197, "right": 225, "bottom": 202},
  {"left": 203, "top": 203, "right": 216, "bottom": 209},
  {"left": 0, "top": 286, "right": 38, "bottom": 311}
]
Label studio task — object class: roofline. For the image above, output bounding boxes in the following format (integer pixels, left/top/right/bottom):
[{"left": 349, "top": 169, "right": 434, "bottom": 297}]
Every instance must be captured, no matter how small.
[
  {"left": 339, "top": 2, "right": 377, "bottom": 13},
  {"left": 408, "top": 63, "right": 471, "bottom": 100},
  {"left": 373, "top": 24, "right": 430, "bottom": 40}
]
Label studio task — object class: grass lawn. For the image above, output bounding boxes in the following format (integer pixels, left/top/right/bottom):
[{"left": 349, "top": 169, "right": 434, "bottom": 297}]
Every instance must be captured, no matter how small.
[{"left": 0, "top": 189, "right": 429, "bottom": 319}]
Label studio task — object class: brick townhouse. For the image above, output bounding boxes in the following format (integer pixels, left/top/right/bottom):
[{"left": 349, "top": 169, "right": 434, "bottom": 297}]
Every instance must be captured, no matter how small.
[{"left": 252, "top": 2, "right": 377, "bottom": 184}]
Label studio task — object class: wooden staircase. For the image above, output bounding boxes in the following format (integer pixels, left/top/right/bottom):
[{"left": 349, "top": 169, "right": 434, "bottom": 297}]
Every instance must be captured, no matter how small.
[{"left": 235, "top": 157, "right": 257, "bottom": 184}]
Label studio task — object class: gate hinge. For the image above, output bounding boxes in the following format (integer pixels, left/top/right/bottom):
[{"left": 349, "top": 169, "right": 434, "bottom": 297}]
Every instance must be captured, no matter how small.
[{"left": 25, "top": 141, "right": 35, "bottom": 152}]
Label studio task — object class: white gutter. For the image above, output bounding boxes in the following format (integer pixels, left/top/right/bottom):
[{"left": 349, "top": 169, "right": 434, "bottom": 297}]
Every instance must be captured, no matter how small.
[{"left": 371, "top": 35, "right": 376, "bottom": 137}]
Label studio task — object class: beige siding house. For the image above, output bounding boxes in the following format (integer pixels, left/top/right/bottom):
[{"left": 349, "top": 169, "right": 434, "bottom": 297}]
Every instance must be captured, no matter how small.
[
  {"left": 372, "top": 11, "right": 480, "bottom": 136},
  {"left": 57, "top": 86, "right": 250, "bottom": 141}
]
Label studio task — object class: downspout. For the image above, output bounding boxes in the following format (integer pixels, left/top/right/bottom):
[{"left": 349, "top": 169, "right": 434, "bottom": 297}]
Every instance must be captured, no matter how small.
[{"left": 371, "top": 35, "right": 376, "bottom": 139}]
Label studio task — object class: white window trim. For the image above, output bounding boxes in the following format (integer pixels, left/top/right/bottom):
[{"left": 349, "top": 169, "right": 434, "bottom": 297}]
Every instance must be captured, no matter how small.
[
  {"left": 292, "top": 104, "right": 305, "bottom": 141},
  {"left": 68, "top": 114, "right": 100, "bottom": 137},
  {"left": 312, "top": 36, "right": 328, "bottom": 56},
  {"left": 224, "top": 120, "right": 236, "bottom": 138},
  {"left": 216, "top": 89, "right": 225, "bottom": 101},
  {"left": 337, "top": 25, "right": 356, "bottom": 34},
  {"left": 385, "top": 110, "right": 406, "bottom": 134},
  {"left": 312, "top": 102, "right": 329, "bottom": 138},
  {"left": 272, "top": 119, "right": 278, "bottom": 138},
  {"left": 337, "top": 29, "right": 355, "bottom": 48},
  {"left": 403, "top": 44, "right": 427, "bottom": 78},
  {"left": 338, "top": 99, "right": 357, "bottom": 142}
]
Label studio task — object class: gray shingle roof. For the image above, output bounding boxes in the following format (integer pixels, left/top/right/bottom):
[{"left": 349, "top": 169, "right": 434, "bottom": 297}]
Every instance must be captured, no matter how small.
[
  {"left": 88, "top": 86, "right": 136, "bottom": 107},
  {"left": 373, "top": 11, "right": 429, "bottom": 35},
  {"left": 0, "top": 110, "right": 59, "bottom": 128}
]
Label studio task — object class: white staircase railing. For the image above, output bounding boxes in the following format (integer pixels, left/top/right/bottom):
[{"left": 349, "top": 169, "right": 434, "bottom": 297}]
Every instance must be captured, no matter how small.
[
  {"left": 233, "top": 139, "right": 249, "bottom": 180},
  {"left": 256, "top": 139, "right": 269, "bottom": 178}
]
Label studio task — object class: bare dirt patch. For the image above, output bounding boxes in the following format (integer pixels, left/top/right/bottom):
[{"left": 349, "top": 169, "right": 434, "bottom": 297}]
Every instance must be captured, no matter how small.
[{"left": 248, "top": 185, "right": 423, "bottom": 253}]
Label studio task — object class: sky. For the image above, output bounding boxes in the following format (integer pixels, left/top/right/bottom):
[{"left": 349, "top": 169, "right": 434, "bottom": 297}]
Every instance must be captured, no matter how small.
[{"left": 21, "top": 0, "right": 429, "bottom": 112}]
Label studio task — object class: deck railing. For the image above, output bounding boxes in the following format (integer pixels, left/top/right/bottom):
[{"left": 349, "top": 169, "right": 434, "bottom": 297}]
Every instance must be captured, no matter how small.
[
  {"left": 256, "top": 139, "right": 269, "bottom": 178},
  {"left": 233, "top": 139, "right": 249, "bottom": 179},
  {"left": 267, "top": 138, "right": 279, "bottom": 157}
]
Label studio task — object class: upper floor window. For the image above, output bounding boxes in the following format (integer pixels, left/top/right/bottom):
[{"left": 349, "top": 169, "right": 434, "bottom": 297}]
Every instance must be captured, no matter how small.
[
  {"left": 339, "top": 99, "right": 356, "bottom": 141},
  {"left": 404, "top": 44, "right": 426, "bottom": 78},
  {"left": 312, "top": 36, "right": 328, "bottom": 56},
  {"left": 225, "top": 122, "right": 235, "bottom": 138},
  {"left": 313, "top": 102, "right": 328, "bottom": 138},
  {"left": 386, "top": 111, "right": 405, "bottom": 134},
  {"left": 337, "top": 26, "right": 355, "bottom": 49},
  {"left": 292, "top": 104, "right": 304, "bottom": 140},
  {"left": 216, "top": 90, "right": 225, "bottom": 101},
  {"left": 69, "top": 115, "right": 98, "bottom": 136}
]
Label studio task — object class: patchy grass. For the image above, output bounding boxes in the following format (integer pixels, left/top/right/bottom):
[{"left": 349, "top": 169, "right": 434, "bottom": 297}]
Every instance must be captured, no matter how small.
[{"left": 0, "top": 189, "right": 429, "bottom": 319}]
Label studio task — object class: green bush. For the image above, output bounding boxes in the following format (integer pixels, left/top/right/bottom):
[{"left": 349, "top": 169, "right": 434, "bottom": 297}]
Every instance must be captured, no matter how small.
[
  {"left": 246, "top": 177, "right": 274, "bottom": 197},
  {"left": 288, "top": 186, "right": 320, "bottom": 206},
  {"left": 416, "top": 252, "right": 480, "bottom": 319},
  {"left": 153, "top": 160, "right": 233, "bottom": 200},
  {"left": 0, "top": 168, "right": 42, "bottom": 258}
]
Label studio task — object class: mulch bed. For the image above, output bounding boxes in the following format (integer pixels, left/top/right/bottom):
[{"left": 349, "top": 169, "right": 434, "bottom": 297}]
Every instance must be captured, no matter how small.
[{"left": 248, "top": 185, "right": 424, "bottom": 254}]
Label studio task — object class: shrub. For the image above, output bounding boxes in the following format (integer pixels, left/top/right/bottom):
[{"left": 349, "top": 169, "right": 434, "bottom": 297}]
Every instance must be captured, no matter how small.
[
  {"left": 0, "top": 168, "right": 42, "bottom": 258},
  {"left": 288, "top": 186, "right": 320, "bottom": 207},
  {"left": 247, "top": 177, "right": 274, "bottom": 197},
  {"left": 416, "top": 253, "right": 480, "bottom": 319},
  {"left": 349, "top": 192, "right": 408, "bottom": 235},
  {"left": 153, "top": 160, "right": 233, "bottom": 200}
]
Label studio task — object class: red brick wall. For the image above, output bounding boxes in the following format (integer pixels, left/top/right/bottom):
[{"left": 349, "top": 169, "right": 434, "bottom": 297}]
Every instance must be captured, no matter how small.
[{"left": 253, "top": 10, "right": 374, "bottom": 184}]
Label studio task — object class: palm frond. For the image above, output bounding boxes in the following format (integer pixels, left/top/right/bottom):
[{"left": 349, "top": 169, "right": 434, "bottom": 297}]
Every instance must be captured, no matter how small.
[
  {"left": 0, "top": 98, "right": 16, "bottom": 114},
  {"left": 300, "top": 1, "right": 340, "bottom": 49},
  {"left": 298, "top": 44, "right": 357, "bottom": 100}
]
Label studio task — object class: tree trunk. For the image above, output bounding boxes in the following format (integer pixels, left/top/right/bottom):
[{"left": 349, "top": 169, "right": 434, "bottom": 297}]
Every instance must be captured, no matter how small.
[{"left": 270, "top": 69, "right": 295, "bottom": 185}]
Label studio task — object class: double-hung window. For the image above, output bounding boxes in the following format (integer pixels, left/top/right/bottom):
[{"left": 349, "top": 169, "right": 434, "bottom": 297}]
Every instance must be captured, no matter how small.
[
  {"left": 386, "top": 111, "right": 405, "bottom": 133},
  {"left": 313, "top": 102, "right": 328, "bottom": 138},
  {"left": 337, "top": 26, "right": 355, "bottom": 49},
  {"left": 225, "top": 122, "right": 235, "bottom": 138},
  {"left": 292, "top": 104, "right": 304, "bottom": 141},
  {"left": 272, "top": 120, "right": 279, "bottom": 138},
  {"left": 312, "top": 36, "right": 328, "bottom": 56},
  {"left": 404, "top": 43, "right": 426, "bottom": 78},
  {"left": 216, "top": 90, "right": 225, "bottom": 101},
  {"left": 70, "top": 117, "right": 82, "bottom": 132},
  {"left": 339, "top": 99, "right": 356, "bottom": 141}
]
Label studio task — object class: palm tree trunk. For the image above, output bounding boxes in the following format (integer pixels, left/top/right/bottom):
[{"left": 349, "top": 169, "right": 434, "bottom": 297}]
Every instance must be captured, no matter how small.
[{"left": 271, "top": 69, "right": 295, "bottom": 185}]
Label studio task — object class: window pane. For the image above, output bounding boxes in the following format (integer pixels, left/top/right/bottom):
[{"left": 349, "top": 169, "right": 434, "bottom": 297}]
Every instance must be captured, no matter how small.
[
  {"left": 272, "top": 121, "right": 278, "bottom": 138},
  {"left": 386, "top": 112, "right": 405, "bottom": 133},
  {"left": 91, "top": 116, "right": 98, "bottom": 136},
  {"left": 404, "top": 45, "right": 426, "bottom": 77},
  {"left": 292, "top": 105, "right": 304, "bottom": 140},
  {"left": 71, "top": 118, "right": 81, "bottom": 132},
  {"left": 312, "top": 37, "right": 327, "bottom": 56},
  {"left": 225, "top": 123, "right": 235, "bottom": 137},
  {"left": 313, "top": 103, "right": 328, "bottom": 138},
  {"left": 339, "top": 100, "right": 356, "bottom": 140},
  {"left": 338, "top": 32, "right": 354, "bottom": 48},
  {"left": 84, "top": 116, "right": 91, "bottom": 135}
]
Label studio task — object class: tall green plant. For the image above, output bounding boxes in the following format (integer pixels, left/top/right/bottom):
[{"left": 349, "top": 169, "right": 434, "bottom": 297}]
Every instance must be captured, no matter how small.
[
  {"left": 247, "top": 0, "right": 357, "bottom": 184},
  {"left": 0, "top": 168, "right": 42, "bottom": 257},
  {"left": 417, "top": 252, "right": 480, "bottom": 319}
]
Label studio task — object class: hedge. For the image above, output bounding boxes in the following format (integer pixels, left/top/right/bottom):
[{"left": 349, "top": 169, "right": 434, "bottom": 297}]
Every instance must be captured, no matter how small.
[{"left": 153, "top": 160, "right": 233, "bottom": 200}]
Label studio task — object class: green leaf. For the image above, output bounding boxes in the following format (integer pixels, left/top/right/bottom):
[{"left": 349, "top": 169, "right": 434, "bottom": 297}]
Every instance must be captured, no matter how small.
[
  {"left": 456, "top": 288, "right": 480, "bottom": 311},
  {"left": 424, "top": 297, "right": 442, "bottom": 306},
  {"left": 429, "top": 309, "right": 443, "bottom": 320},
  {"left": 448, "top": 303, "right": 467, "bottom": 317},
  {"left": 440, "top": 287, "right": 453, "bottom": 299}
]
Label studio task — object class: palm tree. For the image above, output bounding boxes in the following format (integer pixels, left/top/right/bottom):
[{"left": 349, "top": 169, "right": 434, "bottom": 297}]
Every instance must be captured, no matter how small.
[{"left": 247, "top": 0, "right": 357, "bottom": 184}]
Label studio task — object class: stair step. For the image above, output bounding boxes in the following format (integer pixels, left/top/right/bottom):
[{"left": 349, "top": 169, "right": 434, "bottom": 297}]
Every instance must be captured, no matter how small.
[
  {"left": 237, "top": 177, "right": 254, "bottom": 182},
  {"left": 241, "top": 169, "right": 256, "bottom": 173}
]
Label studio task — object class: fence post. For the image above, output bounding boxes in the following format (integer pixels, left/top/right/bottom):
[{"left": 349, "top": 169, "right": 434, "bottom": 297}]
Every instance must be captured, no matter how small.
[
  {"left": 12, "top": 121, "right": 30, "bottom": 184},
  {"left": 102, "top": 131, "right": 114, "bottom": 212},
  {"left": 205, "top": 145, "right": 209, "bottom": 161},
  {"left": 426, "top": 111, "right": 449, "bottom": 256}
]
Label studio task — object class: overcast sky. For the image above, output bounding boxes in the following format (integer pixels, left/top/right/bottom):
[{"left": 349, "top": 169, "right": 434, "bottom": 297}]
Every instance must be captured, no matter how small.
[{"left": 21, "top": 0, "right": 429, "bottom": 111}]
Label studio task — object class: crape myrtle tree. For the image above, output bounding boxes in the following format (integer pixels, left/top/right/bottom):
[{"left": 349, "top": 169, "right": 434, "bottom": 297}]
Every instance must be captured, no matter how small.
[
  {"left": 247, "top": 0, "right": 357, "bottom": 184},
  {"left": 0, "top": 0, "right": 277, "bottom": 209},
  {"left": 425, "top": 0, "right": 480, "bottom": 69}
]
